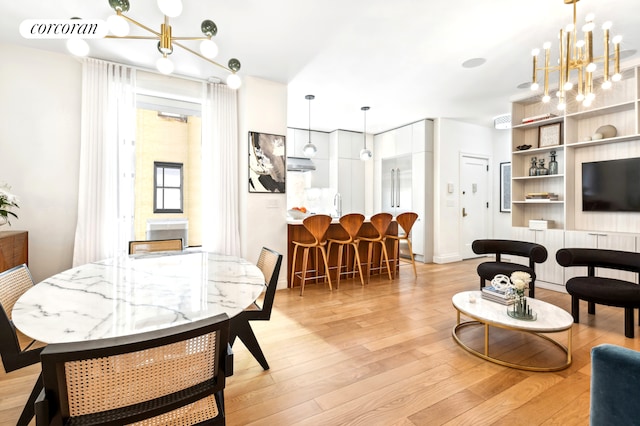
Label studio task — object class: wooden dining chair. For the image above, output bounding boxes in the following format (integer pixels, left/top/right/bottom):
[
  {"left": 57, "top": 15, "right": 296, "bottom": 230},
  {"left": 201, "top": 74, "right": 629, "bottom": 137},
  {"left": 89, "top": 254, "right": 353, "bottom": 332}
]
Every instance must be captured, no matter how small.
[
  {"left": 230, "top": 247, "right": 283, "bottom": 370},
  {"left": 128, "top": 238, "right": 183, "bottom": 254},
  {"left": 0, "top": 264, "right": 46, "bottom": 426},
  {"left": 386, "top": 212, "right": 419, "bottom": 278},
  {"left": 35, "top": 314, "right": 231, "bottom": 426},
  {"left": 359, "top": 212, "right": 393, "bottom": 283},
  {"left": 290, "top": 214, "right": 333, "bottom": 296},
  {"left": 327, "top": 213, "right": 365, "bottom": 287}
]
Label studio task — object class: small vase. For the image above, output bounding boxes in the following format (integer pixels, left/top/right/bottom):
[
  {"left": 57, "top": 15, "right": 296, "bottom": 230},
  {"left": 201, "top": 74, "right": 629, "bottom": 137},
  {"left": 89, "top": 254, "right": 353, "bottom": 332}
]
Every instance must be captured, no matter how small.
[
  {"left": 549, "top": 150, "right": 558, "bottom": 175},
  {"left": 529, "top": 157, "right": 538, "bottom": 176}
]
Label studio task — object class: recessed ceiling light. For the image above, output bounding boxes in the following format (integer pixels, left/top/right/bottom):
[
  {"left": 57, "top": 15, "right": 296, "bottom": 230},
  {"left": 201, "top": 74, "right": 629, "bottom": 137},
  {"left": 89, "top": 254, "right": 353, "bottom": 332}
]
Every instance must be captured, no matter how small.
[{"left": 462, "top": 58, "right": 486, "bottom": 68}]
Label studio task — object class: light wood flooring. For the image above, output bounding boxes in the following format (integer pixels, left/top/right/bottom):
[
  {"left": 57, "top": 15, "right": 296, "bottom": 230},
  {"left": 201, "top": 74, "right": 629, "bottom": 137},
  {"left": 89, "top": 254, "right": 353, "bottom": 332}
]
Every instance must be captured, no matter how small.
[{"left": 3, "top": 258, "right": 640, "bottom": 425}]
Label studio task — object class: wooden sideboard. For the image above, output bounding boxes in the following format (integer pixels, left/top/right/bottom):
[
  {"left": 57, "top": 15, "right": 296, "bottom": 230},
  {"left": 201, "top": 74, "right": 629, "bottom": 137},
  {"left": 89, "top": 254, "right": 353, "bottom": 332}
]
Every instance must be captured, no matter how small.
[
  {"left": 0, "top": 230, "right": 28, "bottom": 273},
  {"left": 287, "top": 220, "right": 398, "bottom": 287}
]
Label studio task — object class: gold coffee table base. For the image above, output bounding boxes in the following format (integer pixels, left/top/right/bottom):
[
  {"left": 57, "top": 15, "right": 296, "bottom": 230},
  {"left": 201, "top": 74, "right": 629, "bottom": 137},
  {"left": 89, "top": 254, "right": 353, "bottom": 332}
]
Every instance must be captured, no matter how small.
[{"left": 452, "top": 317, "right": 572, "bottom": 372}]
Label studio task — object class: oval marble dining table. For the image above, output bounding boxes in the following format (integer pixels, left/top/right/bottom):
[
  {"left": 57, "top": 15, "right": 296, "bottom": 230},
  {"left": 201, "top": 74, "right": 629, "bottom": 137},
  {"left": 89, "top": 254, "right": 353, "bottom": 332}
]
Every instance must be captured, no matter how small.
[{"left": 13, "top": 251, "right": 266, "bottom": 344}]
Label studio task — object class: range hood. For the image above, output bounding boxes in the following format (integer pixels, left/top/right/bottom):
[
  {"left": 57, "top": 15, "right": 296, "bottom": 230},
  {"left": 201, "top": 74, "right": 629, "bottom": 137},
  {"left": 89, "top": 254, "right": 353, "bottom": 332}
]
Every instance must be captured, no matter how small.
[{"left": 287, "top": 156, "right": 316, "bottom": 172}]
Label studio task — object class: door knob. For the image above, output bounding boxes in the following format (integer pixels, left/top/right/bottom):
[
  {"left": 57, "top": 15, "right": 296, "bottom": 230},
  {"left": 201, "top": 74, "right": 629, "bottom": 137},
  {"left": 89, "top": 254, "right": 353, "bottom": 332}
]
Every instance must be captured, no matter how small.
[{"left": 462, "top": 207, "right": 468, "bottom": 217}]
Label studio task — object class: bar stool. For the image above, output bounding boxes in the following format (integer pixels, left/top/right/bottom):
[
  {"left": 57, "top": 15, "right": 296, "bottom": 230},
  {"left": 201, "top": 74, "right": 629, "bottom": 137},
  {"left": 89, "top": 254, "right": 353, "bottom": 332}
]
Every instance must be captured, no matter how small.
[
  {"left": 359, "top": 212, "right": 393, "bottom": 283},
  {"left": 291, "top": 214, "right": 333, "bottom": 296},
  {"left": 327, "top": 213, "right": 365, "bottom": 287},
  {"left": 387, "top": 212, "right": 418, "bottom": 278}
]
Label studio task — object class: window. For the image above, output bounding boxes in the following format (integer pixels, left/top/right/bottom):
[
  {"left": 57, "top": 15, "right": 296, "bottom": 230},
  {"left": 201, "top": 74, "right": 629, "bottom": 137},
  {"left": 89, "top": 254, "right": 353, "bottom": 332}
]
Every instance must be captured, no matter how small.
[{"left": 154, "top": 162, "right": 183, "bottom": 213}]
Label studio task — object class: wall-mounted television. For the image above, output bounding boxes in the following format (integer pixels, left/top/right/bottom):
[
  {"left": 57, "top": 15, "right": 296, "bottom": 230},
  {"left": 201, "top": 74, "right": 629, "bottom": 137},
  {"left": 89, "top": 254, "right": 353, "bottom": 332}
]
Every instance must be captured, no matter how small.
[{"left": 582, "top": 157, "right": 640, "bottom": 212}]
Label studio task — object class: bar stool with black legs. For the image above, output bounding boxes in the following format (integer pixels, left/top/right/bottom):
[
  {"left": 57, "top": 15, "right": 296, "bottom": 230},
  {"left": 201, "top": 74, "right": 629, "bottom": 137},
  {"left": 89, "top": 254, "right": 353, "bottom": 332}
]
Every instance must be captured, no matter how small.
[
  {"left": 290, "top": 214, "right": 333, "bottom": 296},
  {"left": 327, "top": 213, "right": 365, "bottom": 287},
  {"left": 387, "top": 211, "right": 419, "bottom": 278},
  {"left": 359, "top": 212, "right": 393, "bottom": 283}
]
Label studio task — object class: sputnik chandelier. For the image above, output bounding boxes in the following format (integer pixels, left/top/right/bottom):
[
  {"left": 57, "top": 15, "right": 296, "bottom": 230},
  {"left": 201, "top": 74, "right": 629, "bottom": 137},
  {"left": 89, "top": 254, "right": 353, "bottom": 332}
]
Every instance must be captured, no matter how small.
[
  {"left": 530, "top": 0, "right": 622, "bottom": 109},
  {"left": 68, "top": 0, "right": 241, "bottom": 88}
]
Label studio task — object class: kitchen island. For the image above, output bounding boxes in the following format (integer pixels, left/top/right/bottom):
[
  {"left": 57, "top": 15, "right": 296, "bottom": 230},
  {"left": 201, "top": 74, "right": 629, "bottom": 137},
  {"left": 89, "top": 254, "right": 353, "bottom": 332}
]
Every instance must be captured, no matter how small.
[{"left": 287, "top": 217, "right": 398, "bottom": 287}]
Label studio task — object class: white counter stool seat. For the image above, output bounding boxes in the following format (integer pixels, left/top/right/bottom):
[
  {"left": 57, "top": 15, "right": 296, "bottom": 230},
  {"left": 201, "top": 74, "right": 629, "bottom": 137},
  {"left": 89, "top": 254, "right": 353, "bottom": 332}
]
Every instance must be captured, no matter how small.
[
  {"left": 387, "top": 212, "right": 418, "bottom": 278},
  {"left": 327, "top": 213, "right": 365, "bottom": 287},
  {"left": 291, "top": 214, "right": 333, "bottom": 296},
  {"left": 359, "top": 212, "right": 393, "bottom": 283}
]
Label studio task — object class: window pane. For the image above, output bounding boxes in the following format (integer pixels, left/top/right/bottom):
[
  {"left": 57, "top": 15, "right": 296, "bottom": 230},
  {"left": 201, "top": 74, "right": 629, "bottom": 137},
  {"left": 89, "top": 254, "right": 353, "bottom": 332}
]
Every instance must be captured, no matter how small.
[
  {"left": 164, "top": 188, "right": 181, "bottom": 209},
  {"left": 164, "top": 167, "right": 181, "bottom": 187},
  {"left": 156, "top": 167, "right": 164, "bottom": 186},
  {"left": 156, "top": 189, "right": 164, "bottom": 209}
]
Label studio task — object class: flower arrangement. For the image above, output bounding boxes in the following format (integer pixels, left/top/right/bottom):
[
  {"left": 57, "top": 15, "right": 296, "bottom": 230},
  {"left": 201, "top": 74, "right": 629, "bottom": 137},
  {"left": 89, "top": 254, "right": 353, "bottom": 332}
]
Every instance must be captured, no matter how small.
[
  {"left": 510, "top": 271, "right": 532, "bottom": 298},
  {"left": 0, "top": 183, "right": 19, "bottom": 225}
]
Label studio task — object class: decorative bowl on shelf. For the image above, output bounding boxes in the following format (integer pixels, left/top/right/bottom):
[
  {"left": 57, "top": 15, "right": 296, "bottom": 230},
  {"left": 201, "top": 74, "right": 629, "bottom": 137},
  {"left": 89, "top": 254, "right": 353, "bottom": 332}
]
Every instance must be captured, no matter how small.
[
  {"left": 595, "top": 124, "right": 617, "bottom": 139},
  {"left": 516, "top": 144, "right": 532, "bottom": 151},
  {"left": 288, "top": 209, "right": 309, "bottom": 220}
]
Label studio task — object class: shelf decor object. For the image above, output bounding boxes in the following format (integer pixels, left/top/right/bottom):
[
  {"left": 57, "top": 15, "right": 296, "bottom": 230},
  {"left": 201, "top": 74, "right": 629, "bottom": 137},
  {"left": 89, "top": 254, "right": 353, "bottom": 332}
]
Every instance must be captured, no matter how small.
[
  {"left": 66, "top": 0, "right": 241, "bottom": 86},
  {"left": 529, "top": 0, "right": 623, "bottom": 110},
  {"left": 539, "top": 122, "right": 562, "bottom": 147}
]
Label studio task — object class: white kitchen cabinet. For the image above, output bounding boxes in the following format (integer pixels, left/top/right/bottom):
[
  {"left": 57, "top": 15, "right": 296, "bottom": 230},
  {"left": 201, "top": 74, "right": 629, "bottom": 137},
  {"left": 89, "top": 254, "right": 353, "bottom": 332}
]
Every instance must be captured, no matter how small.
[
  {"left": 511, "top": 227, "right": 565, "bottom": 286},
  {"left": 564, "top": 230, "right": 638, "bottom": 282}
]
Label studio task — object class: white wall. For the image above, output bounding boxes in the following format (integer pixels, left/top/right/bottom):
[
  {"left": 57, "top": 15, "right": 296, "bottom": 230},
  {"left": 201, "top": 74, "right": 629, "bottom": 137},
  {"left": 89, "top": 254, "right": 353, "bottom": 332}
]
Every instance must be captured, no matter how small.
[
  {"left": 433, "top": 118, "right": 494, "bottom": 263},
  {"left": 0, "top": 43, "right": 81, "bottom": 282},
  {"left": 491, "top": 128, "right": 512, "bottom": 239},
  {"left": 238, "top": 76, "right": 289, "bottom": 288}
]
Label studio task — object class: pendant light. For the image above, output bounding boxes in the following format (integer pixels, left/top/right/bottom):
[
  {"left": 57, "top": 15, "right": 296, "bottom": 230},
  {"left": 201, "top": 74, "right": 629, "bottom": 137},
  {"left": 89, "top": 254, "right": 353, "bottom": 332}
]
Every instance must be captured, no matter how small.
[
  {"left": 303, "top": 95, "right": 317, "bottom": 158},
  {"left": 359, "top": 106, "right": 372, "bottom": 161}
]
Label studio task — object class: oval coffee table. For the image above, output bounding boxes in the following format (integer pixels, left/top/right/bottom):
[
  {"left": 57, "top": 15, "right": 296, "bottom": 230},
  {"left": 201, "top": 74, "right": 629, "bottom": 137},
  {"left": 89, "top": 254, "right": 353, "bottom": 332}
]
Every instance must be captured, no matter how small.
[{"left": 452, "top": 291, "right": 573, "bottom": 371}]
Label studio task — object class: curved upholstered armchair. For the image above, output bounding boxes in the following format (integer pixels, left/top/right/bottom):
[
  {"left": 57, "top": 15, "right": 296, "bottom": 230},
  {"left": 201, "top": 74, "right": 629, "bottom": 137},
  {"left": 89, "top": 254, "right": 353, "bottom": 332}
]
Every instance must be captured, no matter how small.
[{"left": 472, "top": 239, "right": 548, "bottom": 298}]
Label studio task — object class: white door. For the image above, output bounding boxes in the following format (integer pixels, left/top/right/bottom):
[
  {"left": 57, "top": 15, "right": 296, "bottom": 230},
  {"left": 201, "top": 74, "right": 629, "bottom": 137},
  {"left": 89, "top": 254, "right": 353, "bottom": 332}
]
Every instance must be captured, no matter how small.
[{"left": 460, "top": 155, "right": 490, "bottom": 259}]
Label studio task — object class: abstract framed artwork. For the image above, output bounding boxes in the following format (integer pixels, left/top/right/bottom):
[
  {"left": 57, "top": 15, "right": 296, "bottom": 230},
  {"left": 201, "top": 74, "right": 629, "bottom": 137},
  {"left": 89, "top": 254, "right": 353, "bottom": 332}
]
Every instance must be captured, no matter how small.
[
  {"left": 248, "top": 131, "right": 286, "bottom": 193},
  {"left": 500, "top": 162, "right": 511, "bottom": 213}
]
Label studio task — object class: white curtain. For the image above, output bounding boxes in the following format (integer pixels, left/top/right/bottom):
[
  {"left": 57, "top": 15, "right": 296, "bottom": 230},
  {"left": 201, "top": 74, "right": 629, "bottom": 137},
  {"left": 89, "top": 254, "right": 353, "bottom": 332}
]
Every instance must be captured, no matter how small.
[
  {"left": 201, "top": 83, "right": 241, "bottom": 256},
  {"left": 72, "top": 59, "right": 136, "bottom": 266}
]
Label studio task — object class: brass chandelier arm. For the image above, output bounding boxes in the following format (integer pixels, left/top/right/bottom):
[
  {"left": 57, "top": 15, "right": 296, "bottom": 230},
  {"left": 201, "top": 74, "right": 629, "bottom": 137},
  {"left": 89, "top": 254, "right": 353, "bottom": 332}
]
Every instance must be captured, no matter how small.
[{"left": 172, "top": 40, "right": 234, "bottom": 73}]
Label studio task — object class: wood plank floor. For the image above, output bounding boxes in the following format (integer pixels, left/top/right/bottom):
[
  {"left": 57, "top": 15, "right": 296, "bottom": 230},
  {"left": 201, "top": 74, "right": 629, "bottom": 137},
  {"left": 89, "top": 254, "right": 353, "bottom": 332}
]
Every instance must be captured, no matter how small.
[{"left": 3, "top": 258, "right": 640, "bottom": 425}]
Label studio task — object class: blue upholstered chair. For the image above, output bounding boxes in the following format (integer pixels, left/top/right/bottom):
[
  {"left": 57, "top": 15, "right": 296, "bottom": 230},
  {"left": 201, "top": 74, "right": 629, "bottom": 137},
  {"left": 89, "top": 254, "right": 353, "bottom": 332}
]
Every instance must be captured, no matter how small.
[{"left": 590, "top": 344, "right": 640, "bottom": 425}]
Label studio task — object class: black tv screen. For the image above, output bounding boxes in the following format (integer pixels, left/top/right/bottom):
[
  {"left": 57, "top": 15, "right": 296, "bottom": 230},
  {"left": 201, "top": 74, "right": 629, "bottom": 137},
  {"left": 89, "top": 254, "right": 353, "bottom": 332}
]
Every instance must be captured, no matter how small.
[{"left": 582, "top": 157, "right": 640, "bottom": 212}]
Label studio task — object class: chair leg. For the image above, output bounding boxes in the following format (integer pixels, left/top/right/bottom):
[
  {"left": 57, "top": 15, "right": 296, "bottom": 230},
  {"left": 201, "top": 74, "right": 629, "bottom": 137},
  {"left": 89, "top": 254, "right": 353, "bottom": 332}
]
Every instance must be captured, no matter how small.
[
  {"left": 352, "top": 242, "right": 365, "bottom": 286},
  {"left": 624, "top": 308, "right": 634, "bottom": 338},
  {"left": 529, "top": 280, "right": 535, "bottom": 298},
  {"left": 379, "top": 241, "right": 393, "bottom": 281},
  {"left": 365, "top": 241, "right": 373, "bottom": 284},
  {"left": 335, "top": 244, "right": 344, "bottom": 289},
  {"left": 406, "top": 238, "right": 417, "bottom": 278},
  {"left": 18, "top": 371, "right": 42, "bottom": 426},
  {"left": 571, "top": 296, "right": 580, "bottom": 323},
  {"left": 319, "top": 247, "right": 332, "bottom": 291},
  {"left": 230, "top": 316, "right": 269, "bottom": 370},
  {"left": 290, "top": 244, "right": 299, "bottom": 287},
  {"left": 479, "top": 277, "right": 485, "bottom": 290},
  {"left": 588, "top": 301, "right": 596, "bottom": 315},
  {"left": 300, "top": 248, "right": 309, "bottom": 296}
]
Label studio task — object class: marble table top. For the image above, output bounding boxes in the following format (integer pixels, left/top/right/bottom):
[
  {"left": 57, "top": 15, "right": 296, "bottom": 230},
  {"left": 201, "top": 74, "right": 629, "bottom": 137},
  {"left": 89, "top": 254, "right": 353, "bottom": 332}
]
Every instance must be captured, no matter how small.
[
  {"left": 13, "top": 251, "right": 266, "bottom": 344},
  {"left": 452, "top": 291, "right": 573, "bottom": 332}
]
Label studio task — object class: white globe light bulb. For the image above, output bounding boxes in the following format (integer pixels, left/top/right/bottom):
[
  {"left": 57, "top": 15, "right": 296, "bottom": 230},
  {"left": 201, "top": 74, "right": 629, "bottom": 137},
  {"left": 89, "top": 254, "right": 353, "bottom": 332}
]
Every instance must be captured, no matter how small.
[
  {"left": 66, "top": 38, "right": 89, "bottom": 56},
  {"left": 107, "top": 14, "right": 129, "bottom": 36},
  {"left": 303, "top": 142, "right": 317, "bottom": 158},
  {"left": 602, "top": 80, "right": 612, "bottom": 90},
  {"left": 200, "top": 39, "right": 218, "bottom": 59},
  {"left": 542, "top": 95, "right": 551, "bottom": 103},
  {"left": 576, "top": 93, "right": 585, "bottom": 102},
  {"left": 156, "top": 56, "right": 174, "bottom": 74},
  {"left": 226, "top": 73, "right": 242, "bottom": 89},
  {"left": 612, "top": 73, "right": 622, "bottom": 82},
  {"left": 586, "top": 63, "right": 597, "bottom": 73},
  {"left": 359, "top": 148, "right": 372, "bottom": 161},
  {"left": 531, "top": 48, "right": 540, "bottom": 56},
  {"left": 557, "top": 102, "right": 566, "bottom": 111},
  {"left": 531, "top": 82, "right": 539, "bottom": 91},
  {"left": 564, "top": 81, "right": 573, "bottom": 91},
  {"left": 157, "top": 0, "right": 183, "bottom": 17}
]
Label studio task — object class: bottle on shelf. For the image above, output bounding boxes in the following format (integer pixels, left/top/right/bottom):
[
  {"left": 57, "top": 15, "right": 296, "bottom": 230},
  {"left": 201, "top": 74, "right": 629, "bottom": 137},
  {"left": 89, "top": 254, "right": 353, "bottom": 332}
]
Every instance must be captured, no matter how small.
[
  {"left": 537, "top": 158, "right": 548, "bottom": 176},
  {"left": 529, "top": 157, "right": 538, "bottom": 176},
  {"left": 549, "top": 151, "right": 558, "bottom": 175}
]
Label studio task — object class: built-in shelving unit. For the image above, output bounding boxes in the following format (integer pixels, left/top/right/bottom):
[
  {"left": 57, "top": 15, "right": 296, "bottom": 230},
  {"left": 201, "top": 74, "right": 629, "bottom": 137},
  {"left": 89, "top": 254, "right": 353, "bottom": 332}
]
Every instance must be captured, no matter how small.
[{"left": 510, "top": 64, "right": 640, "bottom": 289}]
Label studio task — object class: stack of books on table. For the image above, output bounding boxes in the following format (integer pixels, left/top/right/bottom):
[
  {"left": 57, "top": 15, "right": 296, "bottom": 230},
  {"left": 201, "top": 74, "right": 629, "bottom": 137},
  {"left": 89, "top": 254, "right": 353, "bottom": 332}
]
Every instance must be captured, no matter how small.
[
  {"left": 525, "top": 192, "right": 559, "bottom": 202},
  {"left": 481, "top": 286, "right": 515, "bottom": 305}
]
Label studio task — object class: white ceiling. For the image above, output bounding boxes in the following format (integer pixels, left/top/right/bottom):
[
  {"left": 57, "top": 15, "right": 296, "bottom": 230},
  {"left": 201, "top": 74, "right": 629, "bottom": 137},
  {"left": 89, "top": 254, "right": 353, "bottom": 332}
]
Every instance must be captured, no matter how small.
[{"left": 2, "top": 0, "right": 639, "bottom": 133}]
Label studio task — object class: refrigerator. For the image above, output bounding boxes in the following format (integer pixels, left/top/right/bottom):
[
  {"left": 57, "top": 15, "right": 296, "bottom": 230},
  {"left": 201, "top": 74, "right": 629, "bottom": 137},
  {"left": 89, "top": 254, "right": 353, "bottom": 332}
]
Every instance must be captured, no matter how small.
[{"left": 381, "top": 155, "right": 412, "bottom": 257}]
